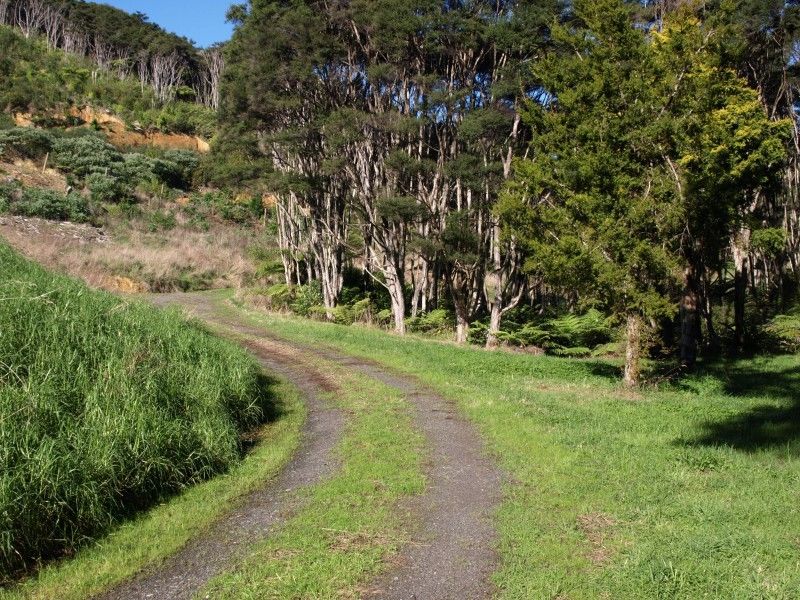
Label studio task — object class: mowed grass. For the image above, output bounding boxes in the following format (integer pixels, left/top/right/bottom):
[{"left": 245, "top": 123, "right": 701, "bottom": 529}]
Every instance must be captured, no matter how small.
[
  {"left": 219, "top": 293, "right": 800, "bottom": 599},
  {"left": 0, "top": 245, "right": 278, "bottom": 581}
]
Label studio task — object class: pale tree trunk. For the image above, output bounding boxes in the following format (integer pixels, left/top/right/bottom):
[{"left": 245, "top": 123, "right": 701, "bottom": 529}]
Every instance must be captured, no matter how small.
[
  {"left": 484, "top": 226, "right": 526, "bottom": 349},
  {"left": 486, "top": 300, "right": 503, "bottom": 349},
  {"left": 385, "top": 262, "right": 406, "bottom": 335},
  {"left": 623, "top": 313, "right": 643, "bottom": 388},
  {"left": 455, "top": 307, "right": 469, "bottom": 344},
  {"left": 485, "top": 223, "right": 504, "bottom": 349}
]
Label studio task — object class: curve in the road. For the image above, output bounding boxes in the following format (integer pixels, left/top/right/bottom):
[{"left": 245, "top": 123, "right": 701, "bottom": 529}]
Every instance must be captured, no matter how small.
[
  {"left": 165, "top": 293, "right": 504, "bottom": 600},
  {"left": 94, "top": 311, "right": 345, "bottom": 600}
]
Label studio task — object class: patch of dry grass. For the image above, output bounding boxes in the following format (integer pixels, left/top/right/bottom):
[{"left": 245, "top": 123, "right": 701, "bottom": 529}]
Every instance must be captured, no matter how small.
[{"left": 0, "top": 214, "right": 259, "bottom": 293}]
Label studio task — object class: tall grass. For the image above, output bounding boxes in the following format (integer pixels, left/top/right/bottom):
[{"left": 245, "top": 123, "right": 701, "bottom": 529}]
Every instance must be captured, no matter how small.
[{"left": 0, "top": 244, "right": 269, "bottom": 578}]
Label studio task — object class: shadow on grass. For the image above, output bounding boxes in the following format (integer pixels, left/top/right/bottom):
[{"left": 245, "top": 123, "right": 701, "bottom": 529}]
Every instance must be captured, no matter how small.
[
  {"left": 584, "top": 360, "right": 623, "bottom": 382},
  {"left": 682, "top": 361, "right": 800, "bottom": 454},
  {"left": 240, "top": 372, "right": 287, "bottom": 455}
]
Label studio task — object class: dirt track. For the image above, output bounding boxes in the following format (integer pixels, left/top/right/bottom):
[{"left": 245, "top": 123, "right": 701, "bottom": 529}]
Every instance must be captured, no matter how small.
[{"left": 98, "top": 292, "right": 502, "bottom": 600}]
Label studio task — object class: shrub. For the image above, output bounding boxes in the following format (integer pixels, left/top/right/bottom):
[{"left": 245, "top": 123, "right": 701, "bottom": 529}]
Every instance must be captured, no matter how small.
[
  {"left": 53, "top": 135, "right": 123, "bottom": 180},
  {"left": 407, "top": 309, "right": 453, "bottom": 334},
  {"left": 86, "top": 172, "right": 132, "bottom": 203},
  {"left": 121, "top": 152, "right": 157, "bottom": 185},
  {"left": 148, "top": 210, "right": 177, "bottom": 232},
  {"left": 376, "top": 308, "right": 394, "bottom": 328},
  {"left": 154, "top": 101, "right": 216, "bottom": 137},
  {"left": 10, "top": 188, "right": 91, "bottom": 222},
  {"left": 765, "top": 309, "right": 800, "bottom": 352},
  {"left": 0, "top": 181, "right": 19, "bottom": 213},
  {"left": 351, "top": 298, "right": 374, "bottom": 324},
  {"left": 0, "top": 127, "right": 54, "bottom": 160},
  {"left": 261, "top": 283, "right": 296, "bottom": 311},
  {"left": 0, "top": 244, "right": 271, "bottom": 574},
  {"left": 547, "top": 309, "right": 613, "bottom": 348},
  {"left": 552, "top": 346, "right": 593, "bottom": 358},
  {"left": 153, "top": 150, "right": 200, "bottom": 190},
  {"left": 290, "top": 281, "right": 324, "bottom": 317}
]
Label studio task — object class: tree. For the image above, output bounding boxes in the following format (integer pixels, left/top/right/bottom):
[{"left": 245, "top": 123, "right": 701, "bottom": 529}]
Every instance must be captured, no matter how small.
[
  {"left": 650, "top": 7, "right": 791, "bottom": 365},
  {"left": 501, "top": 0, "right": 683, "bottom": 385},
  {"left": 220, "top": 0, "right": 561, "bottom": 336},
  {"left": 500, "top": 0, "right": 789, "bottom": 384}
]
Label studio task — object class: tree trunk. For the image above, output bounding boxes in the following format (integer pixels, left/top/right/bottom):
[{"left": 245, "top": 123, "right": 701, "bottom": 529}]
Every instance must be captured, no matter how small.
[
  {"left": 732, "top": 232, "right": 749, "bottom": 352},
  {"left": 385, "top": 262, "right": 406, "bottom": 335},
  {"left": 623, "top": 313, "right": 642, "bottom": 388},
  {"left": 455, "top": 312, "right": 469, "bottom": 344},
  {"left": 390, "top": 289, "right": 406, "bottom": 334},
  {"left": 486, "top": 301, "right": 502, "bottom": 349},
  {"left": 680, "top": 266, "right": 700, "bottom": 369}
]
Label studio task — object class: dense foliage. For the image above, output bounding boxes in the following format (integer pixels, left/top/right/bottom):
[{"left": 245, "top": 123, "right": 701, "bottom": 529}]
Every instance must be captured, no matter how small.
[
  {"left": 220, "top": 0, "right": 800, "bottom": 384},
  {"left": 0, "top": 243, "right": 271, "bottom": 576}
]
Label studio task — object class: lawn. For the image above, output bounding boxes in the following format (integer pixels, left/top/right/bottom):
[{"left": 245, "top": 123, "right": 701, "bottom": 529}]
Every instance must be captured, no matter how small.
[{"left": 220, "top": 293, "right": 800, "bottom": 599}]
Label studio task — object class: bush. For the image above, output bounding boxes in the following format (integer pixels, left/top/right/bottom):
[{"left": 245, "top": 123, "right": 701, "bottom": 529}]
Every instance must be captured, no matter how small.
[
  {"left": 148, "top": 210, "right": 177, "bottom": 232},
  {"left": 0, "top": 181, "right": 19, "bottom": 213},
  {"left": 153, "top": 150, "right": 200, "bottom": 190},
  {"left": 121, "top": 152, "right": 158, "bottom": 185},
  {"left": 86, "top": 172, "right": 132, "bottom": 203},
  {"left": 290, "top": 281, "right": 325, "bottom": 317},
  {"left": 153, "top": 101, "right": 217, "bottom": 137},
  {"left": 10, "top": 188, "right": 91, "bottom": 222},
  {"left": 53, "top": 135, "right": 123, "bottom": 180},
  {"left": 407, "top": 309, "right": 453, "bottom": 334},
  {"left": 766, "top": 309, "right": 800, "bottom": 352},
  {"left": 261, "top": 283, "right": 296, "bottom": 311},
  {"left": 0, "top": 127, "right": 54, "bottom": 160},
  {"left": 0, "top": 244, "right": 272, "bottom": 574},
  {"left": 351, "top": 298, "right": 374, "bottom": 324}
]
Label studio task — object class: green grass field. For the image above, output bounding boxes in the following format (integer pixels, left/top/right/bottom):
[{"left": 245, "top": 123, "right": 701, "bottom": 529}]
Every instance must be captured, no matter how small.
[
  {"left": 0, "top": 245, "right": 279, "bottom": 580},
  {"left": 219, "top": 294, "right": 800, "bottom": 599}
]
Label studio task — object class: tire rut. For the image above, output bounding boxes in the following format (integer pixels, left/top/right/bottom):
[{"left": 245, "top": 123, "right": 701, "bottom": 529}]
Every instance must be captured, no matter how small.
[
  {"left": 159, "top": 293, "right": 504, "bottom": 600},
  {"left": 94, "top": 296, "right": 345, "bottom": 600}
]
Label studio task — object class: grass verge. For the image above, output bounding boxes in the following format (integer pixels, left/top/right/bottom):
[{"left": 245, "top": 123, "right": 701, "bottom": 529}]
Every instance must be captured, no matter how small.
[
  {"left": 1, "top": 382, "right": 303, "bottom": 600},
  {"left": 220, "top": 291, "right": 800, "bottom": 599},
  {"left": 0, "top": 245, "right": 299, "bottom": 589}
]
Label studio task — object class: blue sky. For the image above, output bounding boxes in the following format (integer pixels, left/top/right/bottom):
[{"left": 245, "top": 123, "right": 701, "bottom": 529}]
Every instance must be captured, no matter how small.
[{"left": 102, "top": 1, "right": 236, "bottom": 47}]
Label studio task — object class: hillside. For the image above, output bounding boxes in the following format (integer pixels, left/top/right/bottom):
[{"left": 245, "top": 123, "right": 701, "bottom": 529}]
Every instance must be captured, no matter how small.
[
  {"left": 0, "top": 19, "right": 272, "bottom": 296},
  {"left": 0, "top": 24, "right": 215, "bottom": 139}
]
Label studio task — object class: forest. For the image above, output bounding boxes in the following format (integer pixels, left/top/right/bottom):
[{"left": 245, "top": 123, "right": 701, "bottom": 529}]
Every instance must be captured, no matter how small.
[
  {"left": 213, "top": 0, "right": 800, "bottom": 386},
  {"left": 0, "top": 0, "right": 223, "bottom": 107}
]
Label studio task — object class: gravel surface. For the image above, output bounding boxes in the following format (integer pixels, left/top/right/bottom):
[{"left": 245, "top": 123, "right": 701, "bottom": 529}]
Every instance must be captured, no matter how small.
[
  {"left": 99, "top": 292, "right": 502, "bottom": 599},
  {"left": 94, "top": 295, "right": 345, "bottom": 600}
]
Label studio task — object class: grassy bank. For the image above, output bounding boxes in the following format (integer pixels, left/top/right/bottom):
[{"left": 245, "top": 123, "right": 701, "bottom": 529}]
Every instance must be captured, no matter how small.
[
  {"left": 1, "top": 381, "right": 303, "bottom": 600},
  {"left": 220, "top": 293, "right": 800, "bottom": 599},
  {"left": 0, "top": 245, "right": 274, "bottom": 579}
]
